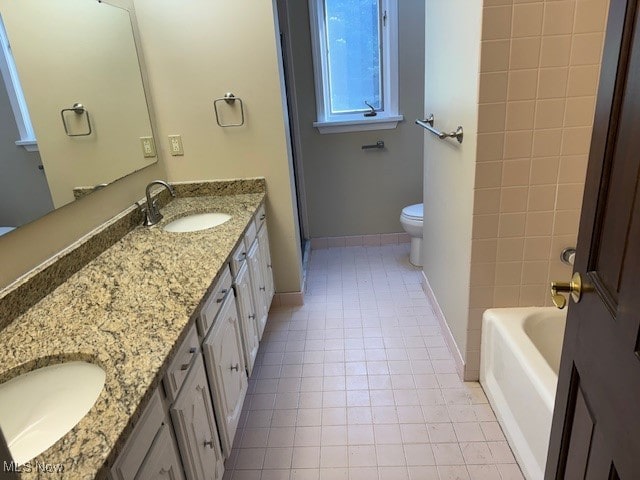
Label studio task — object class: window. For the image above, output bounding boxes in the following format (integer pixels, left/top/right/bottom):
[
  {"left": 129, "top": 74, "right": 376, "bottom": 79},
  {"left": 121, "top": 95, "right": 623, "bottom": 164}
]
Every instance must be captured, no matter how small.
[
  {"left": 0, "top": 15, "right": 37, "bottom": 151},
  {"left": 309, "top": 0, "right": 402, "bottom": 134}
]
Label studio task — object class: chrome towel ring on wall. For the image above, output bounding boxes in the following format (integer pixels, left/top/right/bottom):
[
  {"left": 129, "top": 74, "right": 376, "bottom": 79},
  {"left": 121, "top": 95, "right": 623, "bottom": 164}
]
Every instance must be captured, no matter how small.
[
  {"left": 60, "top": 103, "right": 92, "bottom": 137},
  {"left": 214, "top": 93, "right": 245, "bottom": 127}
]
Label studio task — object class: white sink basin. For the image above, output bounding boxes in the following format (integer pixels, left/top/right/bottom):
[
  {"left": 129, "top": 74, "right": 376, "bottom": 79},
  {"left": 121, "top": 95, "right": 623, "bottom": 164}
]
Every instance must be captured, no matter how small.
[
  {"left": 0, "top": 361, "right": 105, "bottom": 464},
  {"left": 164, "top": 212, "right": 232, "bottom": 233}
]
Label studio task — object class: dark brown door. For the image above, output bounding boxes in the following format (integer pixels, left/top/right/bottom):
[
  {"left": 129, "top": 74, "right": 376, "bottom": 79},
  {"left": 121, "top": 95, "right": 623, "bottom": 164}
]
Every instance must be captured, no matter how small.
[{"left": 545, "top": 0, "right": 640, "bottom": 478}]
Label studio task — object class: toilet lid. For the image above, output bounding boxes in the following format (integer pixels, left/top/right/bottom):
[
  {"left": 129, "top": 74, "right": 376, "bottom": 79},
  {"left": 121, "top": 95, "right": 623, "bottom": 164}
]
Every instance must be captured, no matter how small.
[{"left": 402, "top": 203, "right": 423, "bottom": 220}]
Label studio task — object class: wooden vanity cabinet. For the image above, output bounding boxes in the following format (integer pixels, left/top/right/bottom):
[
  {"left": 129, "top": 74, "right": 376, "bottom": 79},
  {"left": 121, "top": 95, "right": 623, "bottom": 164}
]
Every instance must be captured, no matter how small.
[
  {"left": 247, "top": 239, "right": 268, "bottom": 339},
  {"left": 234, "top": 260, "right": 259, "bottom": 376},
  {"left": 110, "top": 389, "right": 184, "bottom": 480},
  {"left": 170, "top": 355, "right": 224, "bottom": 480},
  {"left": 257, "top": 223, "right": 274, "bottom": 308}
]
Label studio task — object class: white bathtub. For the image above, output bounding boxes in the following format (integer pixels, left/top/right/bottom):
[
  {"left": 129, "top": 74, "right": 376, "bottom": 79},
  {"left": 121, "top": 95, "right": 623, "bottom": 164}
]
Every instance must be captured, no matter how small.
[{"left": 480, "top": 307, "right": 566, "bottom": 480}]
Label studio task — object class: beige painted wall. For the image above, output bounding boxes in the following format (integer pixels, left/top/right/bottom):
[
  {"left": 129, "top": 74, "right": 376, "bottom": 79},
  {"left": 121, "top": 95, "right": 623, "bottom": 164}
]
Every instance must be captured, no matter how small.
[
  {"left": 463, "top": 0, "right": 609, "bottom": 380},
  {"left": 0, "top": 75, "right": 53, "bottom": 226},
  {"left": 1, "top": 0, "right": 154, "bottom": 208},
  {"left": 132, "top": 0, "right": 302, "bottom": 294},
  {"left": 423, "top": 1, "right": 482, "bottom": 362},
  {"left": 281, "top": 0, "right": 425, "bottom": 237}
]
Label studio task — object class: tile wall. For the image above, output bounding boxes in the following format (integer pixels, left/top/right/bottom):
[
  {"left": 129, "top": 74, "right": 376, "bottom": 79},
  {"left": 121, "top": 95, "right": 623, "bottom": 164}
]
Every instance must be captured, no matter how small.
[{"left": 465, "top": 0, "right": 609, "bottom": 379}]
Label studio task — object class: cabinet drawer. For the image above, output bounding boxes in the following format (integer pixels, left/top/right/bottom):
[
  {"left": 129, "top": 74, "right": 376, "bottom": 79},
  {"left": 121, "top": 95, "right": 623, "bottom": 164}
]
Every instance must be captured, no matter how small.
[
  {"left": 254, "top": 204, "right": 266, "bottom": 232},
  {"left": 198, "top": 265, "right": 232, "bottom": 336},
  {"left": 244, "top": 221, "right": 257, "bottom": 251},
  {"left": 111, "top": 389, "right": 165, "bottom": 480},
  {"left": 229, "top": 241, "right": 248, "bottom": 278},
  {"left": 163, "top": 323, "right": 199, "bottom": 404}
]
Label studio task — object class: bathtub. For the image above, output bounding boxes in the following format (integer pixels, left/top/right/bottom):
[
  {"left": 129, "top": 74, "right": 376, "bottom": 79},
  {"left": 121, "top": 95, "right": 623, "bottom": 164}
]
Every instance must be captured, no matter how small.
[{"left": 480, "top": 307, "right": 566, "bottom": 480}]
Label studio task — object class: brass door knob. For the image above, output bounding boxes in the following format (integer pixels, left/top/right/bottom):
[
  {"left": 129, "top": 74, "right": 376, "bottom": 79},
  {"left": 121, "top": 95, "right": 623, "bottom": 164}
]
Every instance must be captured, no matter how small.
[{"left": 550, "top": 272, "right": 583, "bottom": 309}]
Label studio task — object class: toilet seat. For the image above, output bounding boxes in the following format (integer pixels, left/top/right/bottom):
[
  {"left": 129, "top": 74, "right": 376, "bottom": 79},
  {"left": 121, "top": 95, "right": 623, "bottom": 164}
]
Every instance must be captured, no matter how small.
[{"left": 401, "top": 203, "right": 423, "bottom": 221}]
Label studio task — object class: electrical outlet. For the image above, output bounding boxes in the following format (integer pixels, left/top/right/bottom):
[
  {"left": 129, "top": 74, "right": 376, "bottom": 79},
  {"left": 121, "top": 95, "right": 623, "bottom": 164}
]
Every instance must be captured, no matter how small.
[
  {"left": 168, "top": 135, "right": 184, "bottom": 156},
  {"left": 140, "top": 137, "right": 156, "bottom": 158}
]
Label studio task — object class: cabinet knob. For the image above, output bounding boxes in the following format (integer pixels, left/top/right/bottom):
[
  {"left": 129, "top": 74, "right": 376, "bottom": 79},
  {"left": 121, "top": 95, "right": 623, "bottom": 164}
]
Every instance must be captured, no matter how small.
[
  {"left": 189, "top": 347, "right": 197, "bottom": 354},
  {"left": 204, "top": 439, "right": 214, "bottom": 449},
  {"left": 230, "top": 363, "right": 239, "bottom": 372}
]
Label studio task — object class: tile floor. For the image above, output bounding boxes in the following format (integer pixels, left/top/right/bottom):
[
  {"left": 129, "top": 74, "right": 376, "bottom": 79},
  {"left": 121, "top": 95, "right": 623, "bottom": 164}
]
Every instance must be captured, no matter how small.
[{"left": 223, "top": 244, "right": 524, "bottom": 480}]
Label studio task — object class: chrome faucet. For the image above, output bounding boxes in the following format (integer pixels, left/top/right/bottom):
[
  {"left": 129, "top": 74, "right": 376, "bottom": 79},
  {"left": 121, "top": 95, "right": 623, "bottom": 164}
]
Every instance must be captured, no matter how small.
[{"left": 143, "top": 180, "right": 175, "bottom": 226}]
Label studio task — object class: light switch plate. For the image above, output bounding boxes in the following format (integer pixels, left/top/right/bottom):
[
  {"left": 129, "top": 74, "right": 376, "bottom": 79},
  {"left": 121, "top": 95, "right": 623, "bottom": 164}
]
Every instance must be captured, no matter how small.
[
  {"left": 140, "top": 137, "right": 156, "bottom": 158},
  {"left": 168, "top": 135, "right": 184, "bottom": 156}
]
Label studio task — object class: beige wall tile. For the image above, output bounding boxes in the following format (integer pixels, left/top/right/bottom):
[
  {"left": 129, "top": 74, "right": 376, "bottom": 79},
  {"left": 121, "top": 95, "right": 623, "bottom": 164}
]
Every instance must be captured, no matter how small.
[
  {"left": 558, "top": 155, "right": 588, "bottom": 183},
  {"left": 477, "top": 133, "right": 505, "bottom": 162},
  {"left": 567, "top": 65, "right": 600, "bottom": 97},
  {"left": 530, "top": 157, "right": 560, "bottom": 185},
  {"left": 471, "top": 239, "right": 498, "bottom": 263},
  {"left": 470, "top": 286, "right": 496, "bottom": 308},
  {"left": 543, "top": 1, "right": 576, "bottom": 35},
  {"left": 525, "top": 211, "right": 555, "bottom": 236},
  {"left": 502, "top": 159, "right": 531, "bottom": 186},
  {"left": 564, "top": 96, "right": 596, "bottom": 127},
  {"left": 506, "top": 101, "right": 536, "bottom": 130},
  {"left": 528, "top": 184, "right": 557, "bottom": 211},
  {"left": 481, "top": 40, "right": 511, "bottom": 72},
  {"left": 551, "top": 234, "right": 578, "bottom": 262},
  {"left": 494, "top": 285, "right": 520, "bottom": 307},
  {"left": 519, "top": 285, "right": 547, "bottom": 306},
  {"left": 497, "top": 237, "right": 525, "bottom": 262},
  {"left": 508, "top": 70, "right": 539, "bottom": 100},
  {"left": 524, "top": 237, "right": 552, "bottom": 260},
  {"left": 474, "top": 188, "right": 501, "bottom": 215},
  {"left": 482, "top": 6, "right": 513, "bottom": 40},
  {"left": 495, "top": 261, "right": 523, "bottom": 285},
  {"left": 513, "top": 3, "right": 544, "bottom": 37},
  {"left": 504, "top": 131, "right": 534, "bottom": 158},
  {"left": 571, "top": 32, "right": 605, "bottom": 65},
  {"left": 522, "top": 260, "right": 549, "bottom": 284},
  {"left": 561, "top": 127, "right": 593, "bottom": 155},
  {"left": 548, "top": 258, "right": 573, "bottom": 284},
  {"left": 475, "top": 162, "right": 503, "bottom": 188},
  {"left": 535, "top": 99, "right": 566, "bottom": 129},
  {"left": 500, "top": 187, "right": 529, "bottom": 213},
  {"left": 470, "top": 263, "right": 497, "bottom": 287},
  {"left": 472, "top": 214, "right": 500, "bottom": 239},
  {"left": 478, "top": 103, "right": 507, "bottom": 133},
  {"left": 556, "top": 183, "right": 585, "bottom": 210},
  {"left": 499, "top": 213, "right": 527, "bottom": 237},
  {"left": 554, "top": 210, "right": 581, "bottom": 235},
  {"left": 574, "top": 0, "right": 608, "bottom": 34},
  {"left": 532, "top": 129, "right": 563, "bottom": 157},
  {"left": 479, "top": 72, "right": 509, "bottom": 103},
  {"left": 510, "top": 37, "right": 542, "bottom": 69},
  {"left": 540, "top": 35, "right": 572, "bottom": 67},
  {"left": 538, "top": 68, "right": 569, "bottom": 98}
]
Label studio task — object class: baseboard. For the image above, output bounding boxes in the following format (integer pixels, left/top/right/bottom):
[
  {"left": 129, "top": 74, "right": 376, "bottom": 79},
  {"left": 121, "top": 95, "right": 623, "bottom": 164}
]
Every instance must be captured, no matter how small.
[
  {"left": 310, "top": 233, "right": 411, "bottom": 249},
  {"left": 271, "top": 291, "right": 305, "bottom": 307},
  {"left": 421, "top": 271, "right": 466, "bottom": 381}
]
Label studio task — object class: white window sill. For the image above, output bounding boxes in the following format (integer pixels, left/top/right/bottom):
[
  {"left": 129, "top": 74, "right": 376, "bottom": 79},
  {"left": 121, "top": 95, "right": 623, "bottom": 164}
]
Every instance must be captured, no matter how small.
[
  {"left": 15, "top": 139, "right": 38, "bottom": 152},
  {"left": 313, "top": 114, "right": 404, "bottom": 134}
]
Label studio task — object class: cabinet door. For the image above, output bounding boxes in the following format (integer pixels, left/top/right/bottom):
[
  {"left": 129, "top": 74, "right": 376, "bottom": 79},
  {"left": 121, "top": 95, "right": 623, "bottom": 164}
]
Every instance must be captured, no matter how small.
[
  {"left": 257, "top": 223, "right": 274, "bottom": 307},
  {"left": 202, "top": 292, "right": 248, "bottom": 456},
  {"left": 170, "top": 355, "right": 224, "bottom": 480},
  {"left": 135, "top": 424, "right": 185, "bottom": 480},
  {"left": 235, "top": 262, "right": 259, "bottom": 376},
  {"left": 247, "top": 240, "right": 268, "bottom": 340}
]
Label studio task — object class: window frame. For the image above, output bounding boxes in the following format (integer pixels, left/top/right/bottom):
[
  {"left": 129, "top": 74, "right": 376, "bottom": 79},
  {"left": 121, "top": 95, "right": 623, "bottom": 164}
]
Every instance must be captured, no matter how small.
[
  {"left": 308, "top": 0, "right": 402, "bottom": 134},
  {"left": 0, "top": 15, "right": 37, "bottom": 151}
]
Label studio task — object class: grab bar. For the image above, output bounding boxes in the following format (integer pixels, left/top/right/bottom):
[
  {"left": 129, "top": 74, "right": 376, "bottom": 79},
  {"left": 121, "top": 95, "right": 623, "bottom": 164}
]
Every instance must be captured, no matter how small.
[
  {"left": 362, "top": 140, "right": 384, "bottom": 150},
  {"left": 415, "top": 114, "right": 463, "bottom": 144},
  {"left": 61, "top": 103, "right": 92, "bottom": 137}
]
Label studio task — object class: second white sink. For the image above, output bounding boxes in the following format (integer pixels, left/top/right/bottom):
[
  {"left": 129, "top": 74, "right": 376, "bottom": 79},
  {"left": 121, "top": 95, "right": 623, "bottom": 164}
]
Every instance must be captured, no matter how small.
[
  {"left": 0, "top": 361, "right": 105, "bottom": 464},
  {"left": 164, "top": 212, "right": 232, "bottom": 233}
]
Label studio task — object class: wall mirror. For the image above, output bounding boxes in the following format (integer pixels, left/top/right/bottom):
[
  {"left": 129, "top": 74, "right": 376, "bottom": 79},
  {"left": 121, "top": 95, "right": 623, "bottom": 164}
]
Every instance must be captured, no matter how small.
[{"left": 0, "top": 0, "right": 157, "bottom": 235}]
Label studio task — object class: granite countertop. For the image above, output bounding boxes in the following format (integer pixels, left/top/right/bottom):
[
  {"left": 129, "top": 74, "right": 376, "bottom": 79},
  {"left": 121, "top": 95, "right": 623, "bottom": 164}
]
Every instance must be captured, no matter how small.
[{"left": 0, "top": 191, "right": 265, "bottom": 479}]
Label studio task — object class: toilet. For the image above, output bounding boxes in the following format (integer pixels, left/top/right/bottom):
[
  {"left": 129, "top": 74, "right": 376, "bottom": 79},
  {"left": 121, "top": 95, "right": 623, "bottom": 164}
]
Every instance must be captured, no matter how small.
[{"left": 400, "top": 203, "right": 424, "bottom": 266}]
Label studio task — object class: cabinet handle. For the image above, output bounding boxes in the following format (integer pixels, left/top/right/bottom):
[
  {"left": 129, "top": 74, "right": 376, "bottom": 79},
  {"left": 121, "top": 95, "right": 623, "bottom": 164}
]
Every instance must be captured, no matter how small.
[
  {"left": 230, "top": 363, "right": 239, "bottom": 372},
  {"left": 180, "top": 363, "right": 189, "bottom": 371},
  {"left": 260, "top": 286, "right": 266, "bottom": 291},
  {"left": 204, "top": 439, "right": 214, "bottom": 449},
  {"left": 189, "top": 347, "right": 197, "bottom": 354},
  {"left": 260, "top": 214, "right": 266, "bottom": 220},
  {"left": 267, "top": 264, "right": 272, "bottom": 268},
  {"left": 249, "top": 314, "right": 256, "bottom": 319},
  {"left": 216, "top": 289, "right": 228, "bottom": 303}
]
